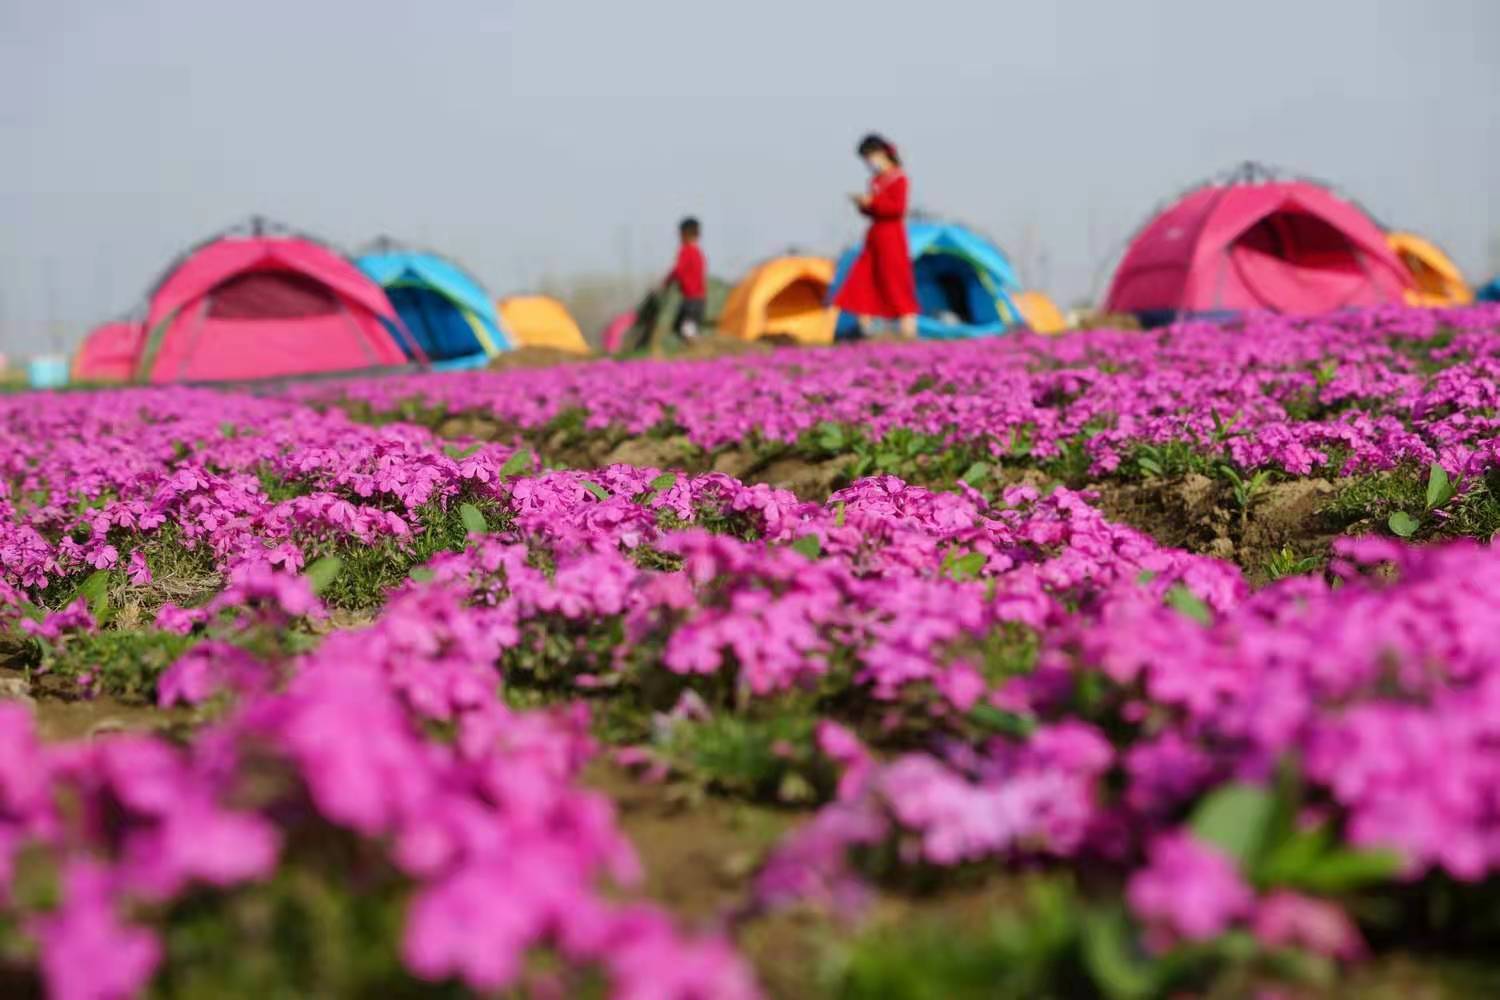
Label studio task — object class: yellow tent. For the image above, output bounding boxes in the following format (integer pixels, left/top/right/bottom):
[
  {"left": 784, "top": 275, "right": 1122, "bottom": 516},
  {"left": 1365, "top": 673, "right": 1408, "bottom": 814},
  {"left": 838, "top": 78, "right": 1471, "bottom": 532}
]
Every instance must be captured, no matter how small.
[
  {"left": 719, "top": 257, "right": 838, "bottom": 345},
  {"left": 497, "top": 296, "right": 591, "bottom": 354},
  {"left": 1014, "top": 290, "right": 1067, "bottom": 334},
  {"left": 1387, "top": 232, "right": 1472, "bottom": 307}
]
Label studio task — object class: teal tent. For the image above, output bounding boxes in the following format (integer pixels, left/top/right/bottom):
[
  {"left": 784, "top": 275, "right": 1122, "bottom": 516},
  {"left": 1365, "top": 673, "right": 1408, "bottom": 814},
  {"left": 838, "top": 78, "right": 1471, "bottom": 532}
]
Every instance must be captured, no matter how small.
[
  {"left": 830, "top": 221, "right": 1024, "bottom": 339},
  {"left": 357, "top": 243, "right": 511, "bottom": 370}
]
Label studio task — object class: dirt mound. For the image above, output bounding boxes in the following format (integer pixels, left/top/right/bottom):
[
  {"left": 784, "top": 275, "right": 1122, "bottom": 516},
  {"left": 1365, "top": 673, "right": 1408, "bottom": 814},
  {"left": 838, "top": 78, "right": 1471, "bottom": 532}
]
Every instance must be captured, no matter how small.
[
  {"left": 485, "top": 347, "right": 594, "bottom": 370},
  {"left": 602, "top": 434, "right": 696, "bottom": 471},
  {"left": 656, "top": 334, "right": 774, "bottom": 361},
  {"left": 1093, "top": 474, "right": 1340, "bottom": 578}
]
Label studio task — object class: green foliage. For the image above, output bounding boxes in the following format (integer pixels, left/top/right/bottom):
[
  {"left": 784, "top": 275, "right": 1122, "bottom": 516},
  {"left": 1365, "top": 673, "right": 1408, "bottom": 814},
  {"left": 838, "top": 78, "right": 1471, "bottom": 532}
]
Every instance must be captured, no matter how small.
[
  {"left": 499, "top": 448, "right": 535, "bottom": 477},
  {"left": 459, "top": 502, "right": 488, "bottom": 537},
  {"left": 1190, "top": 783, "right": 1276, "bottom": 868},
  {"left": 789, "top": 534, "right": 823, "bottom": 560},
  {"left": 1130, "top": 441, "right": 1214, "bottom": 479},
  {"left": 1388, "top": 511, "right": 1419, "bottom": 538},
  {"left": 302, "top": 556, "right": 343, "bottom": 596},
  {"left": 579, "top": 480, "right": 611, "bottom": 502},
  {"left": 1165, "top": 585, "right": 1212, "bottom": 625},
  {"left": 1425, "top": 463, "right": 1455, "bottom": 509},
  {"left": 659, "top": 711, "right": 833, "bottom": 804},
  {"left": 1263, "top": 545, "right": 1321, "bottom": 582},
  {"left": 940, "top": 547, "right": 987, "bottom": 581},
  {"left": 154, "top": 839, "right": 468, "bottom": 1000},
  {"left": 1217, "top": 464, "right": 1273, "bottom": 512},
  {"left": 35, "top": 628, "right": 198, "bottom": 701},
  {"left": 830, "top": 878, "right": 1240, "bottom": 1000},
  {"left": 308, "top": 498, "right": 510, "bottom": 610}
]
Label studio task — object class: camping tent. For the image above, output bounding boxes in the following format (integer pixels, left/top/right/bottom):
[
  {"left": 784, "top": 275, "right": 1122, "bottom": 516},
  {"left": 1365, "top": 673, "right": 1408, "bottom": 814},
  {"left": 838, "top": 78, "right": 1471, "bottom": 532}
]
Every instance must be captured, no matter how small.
[
  {"left": 73, "top": 320, "right": 143, "bottom": 381},
  {"left": 1479, "top": 278, "right": 1500, "bottom": 303},
  {"left": 600, "top": 310, "right": 636, "bottom": 353},
  {"left": 1106, "top": 164, "right": 1412, "bottom": 324},
  {"left": 621, "top": 277, "right": 733, "bottom": 352},
  {"left": 1386, "top": 232, "right": 1472, "bottom": 307},
  {"left": 1014, "top": 291, "right": 1067, "bottom": 334},
  {"left": 719, "top": 256, "right": 838, "bottom": 345},
  {"left": 137, "top": 218, "right": 409, "bottom": 383},
  {"left": 830, "top": 221, "right": 1024, "bottom": 339},
  {"left": 358, "top": 243, "right": 510, "bottom": 369},
  {"left": 497, "top": 296, "right": 590, "bottom": 354}
]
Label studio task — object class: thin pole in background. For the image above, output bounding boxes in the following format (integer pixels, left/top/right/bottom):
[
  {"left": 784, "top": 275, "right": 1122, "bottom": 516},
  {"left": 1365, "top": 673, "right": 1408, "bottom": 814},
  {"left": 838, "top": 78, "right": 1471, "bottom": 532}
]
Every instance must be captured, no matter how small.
[{"left": 44, "top": 257, "right": 61, "bottom": 354}]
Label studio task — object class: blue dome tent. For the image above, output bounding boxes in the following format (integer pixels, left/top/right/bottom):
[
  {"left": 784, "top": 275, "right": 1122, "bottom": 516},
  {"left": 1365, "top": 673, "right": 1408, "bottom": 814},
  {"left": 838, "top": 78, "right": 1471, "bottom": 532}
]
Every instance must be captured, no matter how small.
[
  {"left": 357, "top": 243, "right": 511, "bottom": 370},
  {"left": 1478, "top": 277, "right": 1500, "bottom": 303},
  {"left": 830, "top": 221, "right": 1024, "bottom": 339}
]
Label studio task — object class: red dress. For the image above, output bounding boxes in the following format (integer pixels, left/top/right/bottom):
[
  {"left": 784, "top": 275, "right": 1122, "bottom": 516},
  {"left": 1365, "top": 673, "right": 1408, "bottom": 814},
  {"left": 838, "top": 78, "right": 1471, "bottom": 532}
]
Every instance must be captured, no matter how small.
[{"left": 834, "top": 168, "right": 919, "bottom": 318}]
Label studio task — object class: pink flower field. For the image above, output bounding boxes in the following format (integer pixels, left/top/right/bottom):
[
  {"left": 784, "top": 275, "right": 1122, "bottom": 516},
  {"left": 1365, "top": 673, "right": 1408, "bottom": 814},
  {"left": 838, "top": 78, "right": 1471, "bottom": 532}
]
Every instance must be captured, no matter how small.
[{"left": 3, "top": 305, "right": 1500, "bottom": 998}]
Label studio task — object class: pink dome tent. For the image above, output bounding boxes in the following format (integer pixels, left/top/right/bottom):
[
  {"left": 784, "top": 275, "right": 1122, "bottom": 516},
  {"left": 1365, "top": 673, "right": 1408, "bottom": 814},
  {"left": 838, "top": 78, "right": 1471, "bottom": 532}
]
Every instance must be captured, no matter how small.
[
  {"left": 73, "top": 320, "right": 144, "bottom": 382},
  {"left": 136, "top": 218, "right": 411, "bottom": 383},
  {"left": 1106, "top": 163, "right": 1413, "bottom": 324}
]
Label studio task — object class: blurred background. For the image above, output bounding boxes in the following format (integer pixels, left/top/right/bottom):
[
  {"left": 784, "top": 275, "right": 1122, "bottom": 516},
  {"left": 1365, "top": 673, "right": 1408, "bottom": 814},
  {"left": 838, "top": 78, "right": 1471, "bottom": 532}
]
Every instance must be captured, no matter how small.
[{"left": 1, "top": 0, "right": 1496, "bottom": 353}]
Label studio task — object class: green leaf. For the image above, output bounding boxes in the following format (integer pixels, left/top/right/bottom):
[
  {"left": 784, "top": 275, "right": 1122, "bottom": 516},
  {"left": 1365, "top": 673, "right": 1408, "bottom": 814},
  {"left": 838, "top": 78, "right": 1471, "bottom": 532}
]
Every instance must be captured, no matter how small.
[
  {"left": 1080, "top": 907, "right": 1158, "bottom": 1000},
  {"left": 960, "top": 461, "right": 990, "bottom": 486},
  {"left": 1257, "top": 823, "right": 1335, "bottom": 886},
  {"left": 789, "top": 535, "right": 822, "bottom": 560},
  {"left": 580, "top": 480, "right": 610, "bottom": 502},
  {"left": 1137, "top": 456, "right": 1163, "bottom": 477},
  {"left": 815, "top": 421, "right": 846, "bottom": 451},
  {"left": 408, "top": 566, "right": 436, "bottom": 583},
  {"left": 499, "top": 449, "right": 534, "bottom": 477},
  {"left": 833, "top": 501, "right": 846, "bottom": 528},
  {"left": 649, "top": 472, "right": 678, "bottom": 491},
  {"left": 444, "top": 442, "right": 483, "bottom": 460},
  {"left": 1135, "top": 569, "right": 1158, "bottom": 585},
  {"left": 1288, "top": 846, "right": 1403, "bottom": 893},
  {"left": 968, "top": 703, "right": 1037, "bottom": 737},
  {"left": 1387, "top": 511, "right": 1419, "bottom": 538},
  {"left": 72, "top": 569, "right": 112, "bottom": 620},
  {"left": 1165, "top": 585, "right": 1212, "bottom": 625},
  {"left": 1425, "top": 463, "right": 1454, "bottom": 509},
  {"left": 459, "top": 502, "right": 488, "bottom": 536},
  {"left": 947, "top": 551, "right": 987, "bottom": 580},
  {"left": 1190, "top": 783, "right": 1274, "bottom": 868},
  {"left": 303, "top": 555, "right": 343, "bottom": 596}
]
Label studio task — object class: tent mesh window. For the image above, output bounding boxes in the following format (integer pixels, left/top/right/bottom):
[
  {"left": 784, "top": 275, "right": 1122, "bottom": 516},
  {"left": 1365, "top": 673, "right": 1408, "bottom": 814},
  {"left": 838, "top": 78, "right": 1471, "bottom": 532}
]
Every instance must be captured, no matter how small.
[
  {"left": 206, "top": 269, "right": 341, "bottom": 319},
  {"left": 1233, "top": 212, "right": 1362, "bottom": 274}
]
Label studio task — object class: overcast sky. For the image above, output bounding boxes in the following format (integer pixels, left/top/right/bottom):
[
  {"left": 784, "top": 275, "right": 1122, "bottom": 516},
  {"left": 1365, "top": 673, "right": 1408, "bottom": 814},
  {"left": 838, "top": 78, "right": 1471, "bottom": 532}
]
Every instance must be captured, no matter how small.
[{"left": 2, "top": 0, "right": 1496, "bottom": 354}]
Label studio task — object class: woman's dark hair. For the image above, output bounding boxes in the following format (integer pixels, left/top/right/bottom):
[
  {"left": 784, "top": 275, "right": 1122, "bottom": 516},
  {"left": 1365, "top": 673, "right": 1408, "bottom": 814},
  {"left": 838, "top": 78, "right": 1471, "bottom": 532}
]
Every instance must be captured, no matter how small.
[
  {"left": 679, "top": 217, "right": 701, "bottom": 238},
  {"left": 856, "top": 133, "right": 900, "bottom": 165}
]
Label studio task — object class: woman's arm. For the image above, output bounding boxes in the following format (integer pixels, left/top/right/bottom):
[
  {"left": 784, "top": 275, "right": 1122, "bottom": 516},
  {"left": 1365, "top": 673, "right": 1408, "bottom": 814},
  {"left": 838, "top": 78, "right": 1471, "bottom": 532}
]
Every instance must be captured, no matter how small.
[{"left": 864, "top": 174, "right": 907, "bottom": 220}]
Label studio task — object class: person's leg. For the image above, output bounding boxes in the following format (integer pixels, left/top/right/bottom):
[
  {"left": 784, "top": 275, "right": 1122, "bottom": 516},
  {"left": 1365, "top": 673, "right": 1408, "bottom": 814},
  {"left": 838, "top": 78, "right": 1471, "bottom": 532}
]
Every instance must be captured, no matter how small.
[
  {"left": 674, "top": 302, "right": 698, "bottom": 341},
  {"left": 856, "top": 315, "right": 873, "bottom": 338},
  {"left": 898, "top": 314, "right": 917, "bottom": 339}
]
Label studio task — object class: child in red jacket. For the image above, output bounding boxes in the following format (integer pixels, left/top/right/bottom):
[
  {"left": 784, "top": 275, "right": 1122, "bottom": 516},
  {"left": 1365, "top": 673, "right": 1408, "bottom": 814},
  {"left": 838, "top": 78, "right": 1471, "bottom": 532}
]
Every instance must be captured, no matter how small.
[{"left": 663, "top": 217, "right": 707, "bottom": 340}]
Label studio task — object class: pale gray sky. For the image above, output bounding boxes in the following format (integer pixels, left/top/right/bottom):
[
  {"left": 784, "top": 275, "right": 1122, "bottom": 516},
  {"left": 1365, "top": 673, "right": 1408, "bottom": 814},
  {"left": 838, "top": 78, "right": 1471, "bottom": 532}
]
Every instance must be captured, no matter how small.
[{"left": 2, "top": 0, "right": 1496, "bottom": 354}]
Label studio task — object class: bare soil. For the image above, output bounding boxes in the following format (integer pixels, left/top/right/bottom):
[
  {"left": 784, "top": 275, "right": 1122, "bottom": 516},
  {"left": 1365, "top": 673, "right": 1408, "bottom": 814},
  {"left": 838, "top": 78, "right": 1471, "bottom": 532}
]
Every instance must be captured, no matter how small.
[{"left": 1090, "top": 474, "right": 1343, "bottom": 581}]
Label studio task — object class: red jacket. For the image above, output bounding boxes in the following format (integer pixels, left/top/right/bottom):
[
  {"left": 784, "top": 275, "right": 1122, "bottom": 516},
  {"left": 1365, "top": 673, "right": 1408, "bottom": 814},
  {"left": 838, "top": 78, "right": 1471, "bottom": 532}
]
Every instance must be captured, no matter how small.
[{"left": 667, "top": 242, "right": 706, "bottom": 299}]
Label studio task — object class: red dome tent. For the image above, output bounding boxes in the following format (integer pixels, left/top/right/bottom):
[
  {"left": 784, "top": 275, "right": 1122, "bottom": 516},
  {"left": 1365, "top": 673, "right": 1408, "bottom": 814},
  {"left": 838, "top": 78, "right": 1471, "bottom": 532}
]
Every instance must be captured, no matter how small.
[
  {"left": 73, "top": 319, "right": 144, "bottom": 382},
  {"left": 1106, "top": 164, "right": 1413, "bottom": 324},
  {"left": 137, "top": 217, "right": 410, "bottom": 383}
]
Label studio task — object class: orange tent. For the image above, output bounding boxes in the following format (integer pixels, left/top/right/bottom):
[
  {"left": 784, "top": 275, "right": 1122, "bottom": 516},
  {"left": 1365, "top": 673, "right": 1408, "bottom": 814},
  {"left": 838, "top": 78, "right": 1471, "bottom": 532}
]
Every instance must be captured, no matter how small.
[
  {"left": 719, "top": 257, "right": 838, "bottom": 345},
  {"left": 1014, "top": 291, "right": 1067, "bottom": 334},
  {"left": 1387, "top": 232, "right": 1472, "bottom": 307},
  {"left": 496, "top": 296, "right": 591, "bottom": 354}
]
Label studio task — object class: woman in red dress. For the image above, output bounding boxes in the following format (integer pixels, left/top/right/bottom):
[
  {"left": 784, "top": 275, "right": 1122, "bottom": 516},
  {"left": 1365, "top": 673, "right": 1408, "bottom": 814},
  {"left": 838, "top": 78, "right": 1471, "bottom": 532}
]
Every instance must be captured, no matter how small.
[{"left": 834, "top": 133, "right": 920, "bottom": 339}]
